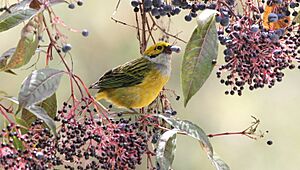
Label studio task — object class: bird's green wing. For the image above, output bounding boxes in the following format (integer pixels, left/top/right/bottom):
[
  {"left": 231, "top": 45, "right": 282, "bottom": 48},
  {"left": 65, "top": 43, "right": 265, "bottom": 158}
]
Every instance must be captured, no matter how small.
[{"left": 89, "top": 57, "right": 152, "bottom": 91}]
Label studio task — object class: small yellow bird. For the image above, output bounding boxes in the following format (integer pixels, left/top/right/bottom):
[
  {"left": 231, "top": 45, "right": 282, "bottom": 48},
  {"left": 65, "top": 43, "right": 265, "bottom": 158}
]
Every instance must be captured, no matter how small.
[{"left": 89, "top": 42, "right": 180, "bottom": 109}]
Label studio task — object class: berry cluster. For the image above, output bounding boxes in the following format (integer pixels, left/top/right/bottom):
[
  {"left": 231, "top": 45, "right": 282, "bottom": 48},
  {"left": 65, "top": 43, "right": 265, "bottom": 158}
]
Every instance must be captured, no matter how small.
[
  {"left": 0, "top": 121, "right": 61, "bottom": 169},
  {"left": 130, "top": 0, "right": 232, "bottom": 21},
  {"left": 55, "top": 111, "right": 151, "bottom": 169},
  {"left": 53, "top": 98, "right": 169, "bottom": 169},
  {"left": 130, "top": 0, "right": 300, "bottom": 94},
  {"left": 215, "top": 0, "right": 300, "bottom": 95},
  {"left": 0, "top": 100, "right": 168, "bottom": 169},
  {"left": 0, "top": 88, "right": 179, "bottom": 169}
]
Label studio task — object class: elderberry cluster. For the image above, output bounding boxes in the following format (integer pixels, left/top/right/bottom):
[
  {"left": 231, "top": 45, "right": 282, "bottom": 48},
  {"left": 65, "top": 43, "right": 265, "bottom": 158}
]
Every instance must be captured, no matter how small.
[
  {"left": 215, "top": 0, "right": 300, "bottom": 95},
  {"left": 130, "top": 0, "right": 235, "bottom": 21},
  {"left": 0, "top": 121, "right": 61, "bottom": 169},
  {"left": 54, "top": 100, "right": 165, "bottom": 170},
  {"left": 0, "top": 96, "right": 176, "bottom": 169}
]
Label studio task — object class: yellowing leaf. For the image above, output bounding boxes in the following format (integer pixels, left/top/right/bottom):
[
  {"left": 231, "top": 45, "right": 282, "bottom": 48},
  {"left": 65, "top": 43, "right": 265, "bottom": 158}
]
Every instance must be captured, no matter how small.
[
  {"left": 262, "top": 5, "right": 291, "bottom": 30},
  {"left": 1, "top": 16, "right": 41, "bottom": 71},
  {"left": 0, "top": 48, "right": 16, "bottom": 74}
]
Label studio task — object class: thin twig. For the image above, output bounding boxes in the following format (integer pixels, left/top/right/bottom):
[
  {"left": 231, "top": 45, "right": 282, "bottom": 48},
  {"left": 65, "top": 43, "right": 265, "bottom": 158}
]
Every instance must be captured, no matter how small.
[
  {"left": 146, "top": 16, "right": 156, "bottom": 44},
  {"left": 208, "top": 117, "right": 261, "bottom": 139},
  {"left": 140, "top": 1, "right": 147, "bottom": 52},
  {"left": 219, "top": 1, "right": 239, "bottom": 19},
  {"left": 111, "top": 17, "right": 140, "bottom": 30},
  {"left": 42, "top": 14, "right": 83, "bottom": 102},
  {"left": 149, "top": 14, "right": 187, "bottom": 43},
  {"left": 135, "top": 12, "right": 142, "bottom": 54}
]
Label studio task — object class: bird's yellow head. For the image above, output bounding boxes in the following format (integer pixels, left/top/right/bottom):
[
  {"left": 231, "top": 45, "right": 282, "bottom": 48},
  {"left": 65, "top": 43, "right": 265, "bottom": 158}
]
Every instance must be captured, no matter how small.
[
  {"left": 143, "top": 42, "right": 181, "bottom": 65},
  {"left": 144, "top": 42, "right": 181, "bottom": 56}
]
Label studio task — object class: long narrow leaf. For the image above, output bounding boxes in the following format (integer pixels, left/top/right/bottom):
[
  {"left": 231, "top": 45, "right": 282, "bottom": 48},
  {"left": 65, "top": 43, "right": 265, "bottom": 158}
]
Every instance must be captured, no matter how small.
[{"left": 181, "top": 9, "right": 218, "bottom": 107}]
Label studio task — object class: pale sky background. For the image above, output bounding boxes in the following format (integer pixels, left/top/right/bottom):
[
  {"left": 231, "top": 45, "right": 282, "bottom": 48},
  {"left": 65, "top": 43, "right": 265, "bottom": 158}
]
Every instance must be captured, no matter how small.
[{"left": 0, "top": 1, "right": 300, "bottom": 170}]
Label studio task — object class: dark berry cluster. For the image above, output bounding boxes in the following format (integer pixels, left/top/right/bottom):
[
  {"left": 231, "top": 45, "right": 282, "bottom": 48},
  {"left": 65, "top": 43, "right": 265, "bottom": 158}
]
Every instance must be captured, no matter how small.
[
  {"left": 55, "top": 114, "right": 150, "bottom": 169},
  {"left": 53, "top": 99, "right": 168, "bottom": 169},
  {"left": 215, "top": 0, "right": 300, "bottom": 95},
  {"left": 0, "top": 94, "right": 177, "bottom": 169},
  {"left": 131, "top": 1, "right": 300, "bottom": 95},
  {"left": 0, "top": 121, "right": 61, "bottom": 170},
  {"left": 130, "top": 0, "right": 233, "bottom": 21}
]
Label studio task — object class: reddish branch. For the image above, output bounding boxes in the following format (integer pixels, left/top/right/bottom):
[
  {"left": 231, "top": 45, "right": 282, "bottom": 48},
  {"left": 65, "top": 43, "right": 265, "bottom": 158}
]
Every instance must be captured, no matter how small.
[
  {"left": 42, "top": 12, "right": 110, "bottom": 120},
  {"left": 208, "top": 117, "right": 261, "bottom": 139}
]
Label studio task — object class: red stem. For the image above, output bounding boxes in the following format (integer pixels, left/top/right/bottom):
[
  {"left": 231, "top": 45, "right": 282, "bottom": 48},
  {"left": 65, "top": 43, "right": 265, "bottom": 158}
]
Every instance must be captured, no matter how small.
[
  {"left": 207, "top": 131, "right": 249, "bottom": 138},
  {"left": 0, "top": 106, "right": 13, "bottom": 124}
]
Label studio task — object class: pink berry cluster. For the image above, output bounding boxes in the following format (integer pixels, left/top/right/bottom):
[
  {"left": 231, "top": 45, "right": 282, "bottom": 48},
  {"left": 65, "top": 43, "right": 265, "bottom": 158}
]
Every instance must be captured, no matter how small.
[
  {"left": 0, "top": 95, "right": 175, "bottom": 169},
  {"left": 0, "top": 121, "right": 61, "bottom": 169},
  {"left": 54, "top": 98, "right": 166, "bottom": 170}
]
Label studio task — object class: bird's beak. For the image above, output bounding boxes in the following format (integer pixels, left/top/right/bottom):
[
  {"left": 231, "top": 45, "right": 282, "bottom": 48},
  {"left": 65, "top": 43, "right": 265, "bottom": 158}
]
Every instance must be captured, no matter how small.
[{"left": 164, "top": 45, "right": 181, "bottom": 54}]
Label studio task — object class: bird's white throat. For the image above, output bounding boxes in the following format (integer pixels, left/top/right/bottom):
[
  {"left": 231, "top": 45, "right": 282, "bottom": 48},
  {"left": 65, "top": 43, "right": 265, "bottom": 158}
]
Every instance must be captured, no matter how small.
[{"left": 144, "top": 53, "right": 172, "bottom": 76}]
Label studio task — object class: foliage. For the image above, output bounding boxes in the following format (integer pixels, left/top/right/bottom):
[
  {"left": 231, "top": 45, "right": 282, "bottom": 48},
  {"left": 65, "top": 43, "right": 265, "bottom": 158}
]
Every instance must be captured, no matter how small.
[
  {"left": 0, "top": 0, "right": 297, "bottom": 169},
  {"left": 181, "top": 9, "right": 218, "bottom": 106}
]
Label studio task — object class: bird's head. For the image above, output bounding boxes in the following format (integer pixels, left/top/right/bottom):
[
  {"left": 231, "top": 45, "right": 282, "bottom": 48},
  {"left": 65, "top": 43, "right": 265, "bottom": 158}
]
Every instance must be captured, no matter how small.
[{"left": 143, "top": 42, "right": 181, "bottom": 65}]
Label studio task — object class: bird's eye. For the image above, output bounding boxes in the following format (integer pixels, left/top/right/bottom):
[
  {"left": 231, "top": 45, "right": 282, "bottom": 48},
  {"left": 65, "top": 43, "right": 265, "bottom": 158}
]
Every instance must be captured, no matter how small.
[{"left": 157, "top": 46, "right": 163, "bottom": 50}]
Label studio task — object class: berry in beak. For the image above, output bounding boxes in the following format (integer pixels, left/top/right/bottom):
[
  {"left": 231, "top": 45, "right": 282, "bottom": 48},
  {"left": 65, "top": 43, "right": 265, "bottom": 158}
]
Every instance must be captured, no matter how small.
[
  {"left": 164, "top": 45, "right": 181, "bottom": 54},
  {"left": 170, "top": 45, "right": 181, "bottom": 53}
]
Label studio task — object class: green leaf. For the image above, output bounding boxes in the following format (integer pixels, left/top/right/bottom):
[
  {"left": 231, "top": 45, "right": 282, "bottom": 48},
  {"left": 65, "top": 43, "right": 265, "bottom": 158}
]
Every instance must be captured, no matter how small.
[
  {"left": 0, "top": 0, "right": 64, "bottom": 33},
  {"left": 1, "top": 17, "right": 40, "bottom": 71},
  {"left": 15, "top": 117, "right": 29, "bottom": 134},
  {"left": 181, "top": 9, "right": 218, "bottom": 107},
  {"left": 12, "top": 136, "right": 24, "bottom": 150},
  {"left": 0, "top": 0, "right": 39, "bottom": 32},
  {"left": 21, "top": 108, "right": 36, "bottom": 126},
  {"left": 156, "top": 130, "right": 177, "bottom": 170},
  {"left": 39, "top": 93, "right": 57, "bottom": 119},
  {"left": 210, "top": 154, "right": 230, "bottom": 170},
  {"left": 18, "top": 68, "right": 64, "bottom": 108},
  {"left": 25, "top": 105, "right": 56, "bottom": 135},
  {"left": 21, "top": 93, "right": 57, "bottom": 127}
]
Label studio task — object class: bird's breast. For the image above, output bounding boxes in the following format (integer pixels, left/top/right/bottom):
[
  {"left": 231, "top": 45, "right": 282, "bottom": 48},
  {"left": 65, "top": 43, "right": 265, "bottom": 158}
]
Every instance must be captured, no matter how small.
[
  {"left": 99, "top": 65, "right": 171, "bottom": 108},
  {"left": 139, "top": 68, "right": 170, "bottom": 90}
]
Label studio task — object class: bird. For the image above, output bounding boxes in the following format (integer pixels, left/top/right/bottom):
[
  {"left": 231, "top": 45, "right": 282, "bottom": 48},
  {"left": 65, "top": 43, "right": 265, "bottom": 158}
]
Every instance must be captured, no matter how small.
[{"left": 89, "top": 42, "right": 181, "bottom": 109}]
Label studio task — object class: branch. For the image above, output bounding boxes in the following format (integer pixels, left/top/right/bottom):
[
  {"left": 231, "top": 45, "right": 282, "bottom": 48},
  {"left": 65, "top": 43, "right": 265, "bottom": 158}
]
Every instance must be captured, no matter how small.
[
  {"left": 149, "top": 14, "right": 187, "bottom": 43},
  {"left": 208, "top": 116, "right": 262, "bottom": 140}
]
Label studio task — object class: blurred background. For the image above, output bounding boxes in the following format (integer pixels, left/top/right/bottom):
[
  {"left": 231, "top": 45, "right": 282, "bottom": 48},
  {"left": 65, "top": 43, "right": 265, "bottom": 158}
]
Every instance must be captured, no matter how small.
[{"left": 1, "top": 1, "right": 300, "bottom": 169}]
